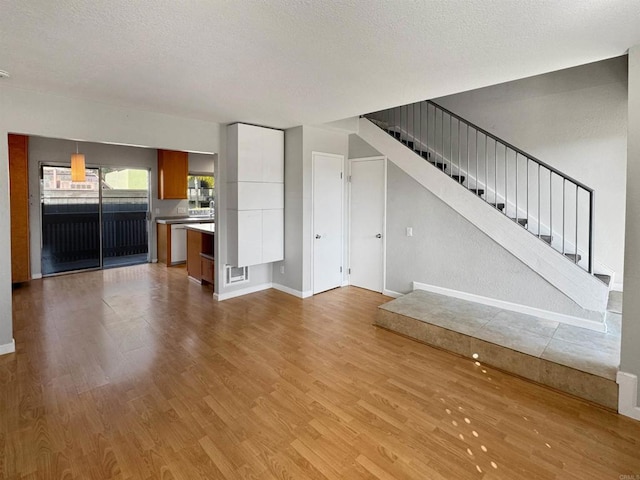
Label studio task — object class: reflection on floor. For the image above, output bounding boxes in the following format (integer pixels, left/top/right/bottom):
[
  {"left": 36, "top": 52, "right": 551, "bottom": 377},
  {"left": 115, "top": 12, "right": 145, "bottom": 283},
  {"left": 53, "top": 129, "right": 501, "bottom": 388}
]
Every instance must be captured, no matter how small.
[
  {"left": 103, "top": 253, "right": 149, "bottom": 269},
  {"left": 377, "top": 290, "right": 621, "bottom": 409},
  {"left": 42, "top": 253, "right": 148, "bottom": 274}
]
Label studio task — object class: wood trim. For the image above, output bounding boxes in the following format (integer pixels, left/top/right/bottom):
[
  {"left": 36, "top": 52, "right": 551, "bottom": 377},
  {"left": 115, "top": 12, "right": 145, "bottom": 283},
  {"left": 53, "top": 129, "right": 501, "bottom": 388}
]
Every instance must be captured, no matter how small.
[{"left": 157, "top": 223, "right": 170, "bottom": 265}]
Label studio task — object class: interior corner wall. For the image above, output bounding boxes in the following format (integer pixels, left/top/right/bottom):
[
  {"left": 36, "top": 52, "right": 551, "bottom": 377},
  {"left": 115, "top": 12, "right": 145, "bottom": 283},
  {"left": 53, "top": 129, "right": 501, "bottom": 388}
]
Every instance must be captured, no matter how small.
[
  {"left": 622, "top": 45, "right": 640, "bottom": 401},
  {"left": 435, "top": 56, "right": 628, "bottom": 282},
  {"left": 272, "top": 125, "right": 349, "bottom": 295},
  {"left": 0, "top": 84, "right": 220, "bottom": 350},
  {"left": 386, "top": 161, "right": 600, "bottom": 321},
  {"left": 272, "top": 127, "right": 304, "bottom": 292}
]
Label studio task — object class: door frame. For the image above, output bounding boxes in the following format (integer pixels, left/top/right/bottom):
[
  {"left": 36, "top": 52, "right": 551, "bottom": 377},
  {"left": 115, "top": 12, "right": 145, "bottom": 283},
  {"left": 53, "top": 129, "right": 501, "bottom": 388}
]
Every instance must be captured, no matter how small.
[
  {"left": 311, "top": 151, "right": 345, "bottom": 295},
  {"left": 347, "top": 155, "right": 387, "bottom": 293}
]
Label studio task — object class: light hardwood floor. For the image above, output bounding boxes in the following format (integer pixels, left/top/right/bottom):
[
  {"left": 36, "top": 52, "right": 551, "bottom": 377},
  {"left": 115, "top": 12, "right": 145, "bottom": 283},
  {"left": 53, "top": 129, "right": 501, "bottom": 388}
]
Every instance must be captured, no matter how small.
[{"left": 3, "top": 264, "right": 640, "bottom": 479}]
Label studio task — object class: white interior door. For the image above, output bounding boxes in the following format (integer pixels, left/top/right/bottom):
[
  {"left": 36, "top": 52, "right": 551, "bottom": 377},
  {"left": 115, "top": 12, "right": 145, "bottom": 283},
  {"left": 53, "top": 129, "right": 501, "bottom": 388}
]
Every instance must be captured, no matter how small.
[
  {"left": 313, "top": 153, "right": 344, "bottom": 294},
  {"left": 349, "top": 158, "right": 385, "bottom": 293}
]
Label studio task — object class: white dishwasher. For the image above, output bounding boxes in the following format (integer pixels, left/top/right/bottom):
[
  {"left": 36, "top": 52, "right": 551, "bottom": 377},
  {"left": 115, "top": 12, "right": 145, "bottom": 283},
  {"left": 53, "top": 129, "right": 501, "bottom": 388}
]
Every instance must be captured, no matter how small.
[{"left": 170, "top": 224, "right": 188, "bottom": 264}]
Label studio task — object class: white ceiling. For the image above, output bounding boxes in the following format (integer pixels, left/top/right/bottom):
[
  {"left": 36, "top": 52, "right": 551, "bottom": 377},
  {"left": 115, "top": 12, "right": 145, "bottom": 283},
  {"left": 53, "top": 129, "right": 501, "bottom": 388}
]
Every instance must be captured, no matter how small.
[{"left": 1, "top": 1, "right": 639, "bottom": 129}]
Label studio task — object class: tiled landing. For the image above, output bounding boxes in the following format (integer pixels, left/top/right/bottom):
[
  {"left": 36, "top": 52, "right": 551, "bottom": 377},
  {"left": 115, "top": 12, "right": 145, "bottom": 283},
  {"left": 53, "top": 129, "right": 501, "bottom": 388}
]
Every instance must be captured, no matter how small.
[{"left": 376, "top": 290, "right": 621, "bottom": 410}]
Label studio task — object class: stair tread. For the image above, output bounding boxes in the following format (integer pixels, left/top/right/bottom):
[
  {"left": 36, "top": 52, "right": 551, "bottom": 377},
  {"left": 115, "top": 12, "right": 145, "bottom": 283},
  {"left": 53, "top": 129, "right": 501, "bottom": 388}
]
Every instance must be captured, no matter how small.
[
  {"left": 428, "top": 161, "right": 447, "bottom": 171},
  {"left": 565, "top": 253, "right": 582, "bottom": 262},
  {"left": 469, "top": 188, "right": 485, "bottom": 196},
  {"left": 509, "top": 217, "right": 528, "bottom": 227},
  {"left": 539, "top": 234, "right": 552, "bottom": 244},
  {"left": 452, "top": 175, "right": 465, "bottom": 184},
  {"left": 489, "top": 202, "right": 506, "bottom": 210},
  {"left": 594, "top": 273, "right": 611, "bottom": 286}
]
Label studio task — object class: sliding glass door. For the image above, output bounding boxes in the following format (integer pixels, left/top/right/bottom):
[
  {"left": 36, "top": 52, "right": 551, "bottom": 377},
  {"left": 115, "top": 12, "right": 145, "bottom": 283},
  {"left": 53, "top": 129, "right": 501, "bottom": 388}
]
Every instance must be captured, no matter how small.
[
  {"left": 41, "top": 166, "right": 101, "bottom": 274},
  {"left": 101, "top": 168, "right": 150, "bottom": 268},
  {"left": 41, "top": 165, "right": 150, "bottom": 275}
]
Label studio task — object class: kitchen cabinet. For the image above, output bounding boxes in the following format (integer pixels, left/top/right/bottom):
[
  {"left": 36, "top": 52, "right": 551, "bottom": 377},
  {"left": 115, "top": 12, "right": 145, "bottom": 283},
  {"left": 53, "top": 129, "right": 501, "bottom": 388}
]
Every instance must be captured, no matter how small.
[
  {"left": 227, "top": 123, "right": 284, "bottom": 267},
  {"left": 158, "top": 149, "right": 188, "bottom": 199},
  {"left": 170, "top": 224, "right": 187, "bottom": 263},
  {"left": 156, "top": 222, "right": 187, "bottom": 266},
  {"left": 8, "top": 134, "right": 30, "bottom": 283},
  {"left": 185, "top": 224, "right": 215, "bottom": 286}
]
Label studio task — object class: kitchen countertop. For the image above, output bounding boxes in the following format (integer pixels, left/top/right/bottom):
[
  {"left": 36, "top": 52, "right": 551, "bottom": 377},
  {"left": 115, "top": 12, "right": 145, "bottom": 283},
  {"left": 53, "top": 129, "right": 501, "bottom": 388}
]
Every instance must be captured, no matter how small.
[
  {"left": 184, "top": 223, "right": 215, "bottom": 234},
  {"left": 156, "top": 216, "right": 215, "bottom": 225}
]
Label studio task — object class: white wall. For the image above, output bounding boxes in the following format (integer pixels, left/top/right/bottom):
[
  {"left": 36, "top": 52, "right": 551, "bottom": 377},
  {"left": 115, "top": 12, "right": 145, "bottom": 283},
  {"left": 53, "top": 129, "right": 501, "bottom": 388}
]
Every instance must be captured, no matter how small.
[
  {"left": 434, "top": 56, "right": 628, "bottom": 283},
  {"left": 622, "top": 45, "right": 640, "bottom": 403},
  {"left": 0, "top": 84, "right": 220, "bottom": 350},
  {"left": 27, "top": 136, "right": 215, "bottom": 275}
]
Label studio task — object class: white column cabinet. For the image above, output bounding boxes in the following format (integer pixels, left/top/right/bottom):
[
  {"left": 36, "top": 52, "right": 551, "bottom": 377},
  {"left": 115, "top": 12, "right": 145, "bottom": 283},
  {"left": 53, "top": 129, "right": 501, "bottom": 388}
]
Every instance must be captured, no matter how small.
[{"left": 227, "top": 123, "right": 284, "bottom": 267}]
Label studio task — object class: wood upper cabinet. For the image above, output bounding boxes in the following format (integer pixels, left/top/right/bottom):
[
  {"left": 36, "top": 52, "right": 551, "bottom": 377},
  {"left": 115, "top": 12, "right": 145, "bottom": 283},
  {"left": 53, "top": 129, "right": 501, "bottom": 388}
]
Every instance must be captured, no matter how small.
[
  {"left": 8, "top": 134, "right": 31, "bottom": 283},
  {"left": 157, "top": 149, "right": 188, "bottom": 199}
]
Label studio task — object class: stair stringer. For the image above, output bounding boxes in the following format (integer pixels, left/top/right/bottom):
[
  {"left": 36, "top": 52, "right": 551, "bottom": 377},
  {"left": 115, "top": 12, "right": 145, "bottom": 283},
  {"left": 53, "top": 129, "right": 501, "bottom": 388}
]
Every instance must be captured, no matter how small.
[{"left": 359, "top": 117, "right": 608, "bottom": 313}]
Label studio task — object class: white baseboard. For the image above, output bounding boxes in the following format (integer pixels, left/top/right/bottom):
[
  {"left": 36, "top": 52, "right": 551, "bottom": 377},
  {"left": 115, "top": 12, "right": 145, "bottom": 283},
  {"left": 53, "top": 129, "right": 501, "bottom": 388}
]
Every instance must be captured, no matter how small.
[
  {"left": 341, "top": 280, "right": 350, "bottom": 287},
  {"left": 31, "top": 273, "right": 42, "bottom": 280},
  {"left": 214, "top": 282, "right": 273, "bottom": 301},
  {"left": 0, "top": 339, "right": 16, "bottom": 355},
  {"left": 412, "top": 281, "right": 606, "bottom": 332},
  {"left": 383, "top": 289, "right": 402, "bottom": 298},
  {"left": 151, "top": 258, "right": 158, "bottom": 264},
  {"left": 617, "top": 371, "right": 640, "bottom": 421},
  {"left": 272, "top": 283, "right": 313, "bottom": 299}
]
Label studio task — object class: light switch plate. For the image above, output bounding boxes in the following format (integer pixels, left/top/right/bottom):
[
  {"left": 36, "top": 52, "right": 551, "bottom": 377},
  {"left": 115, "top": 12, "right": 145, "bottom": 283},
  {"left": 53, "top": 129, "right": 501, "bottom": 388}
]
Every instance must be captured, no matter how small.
[{"left": 406, "top": 227, "right": 413, "bottom": 237}]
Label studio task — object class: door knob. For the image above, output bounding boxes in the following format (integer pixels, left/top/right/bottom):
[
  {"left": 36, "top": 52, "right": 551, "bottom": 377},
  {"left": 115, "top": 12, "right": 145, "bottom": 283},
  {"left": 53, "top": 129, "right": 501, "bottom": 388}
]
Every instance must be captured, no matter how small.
[
  {"left": 315, "top": 234, "right": 321, "bottom": 239},
  {"left": 376, "top": 233, "right": 382, "bottom": 238}
]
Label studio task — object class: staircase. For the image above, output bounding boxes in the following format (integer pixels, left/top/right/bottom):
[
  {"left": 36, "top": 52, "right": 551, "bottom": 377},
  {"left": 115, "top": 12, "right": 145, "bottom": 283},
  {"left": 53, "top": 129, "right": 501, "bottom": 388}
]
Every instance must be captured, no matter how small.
[
  {"left": 358, "top": 101, "right": 610, "bottom": 315},
  {"left": 364, "top": 100, "right": 610, "bottom": 285}
]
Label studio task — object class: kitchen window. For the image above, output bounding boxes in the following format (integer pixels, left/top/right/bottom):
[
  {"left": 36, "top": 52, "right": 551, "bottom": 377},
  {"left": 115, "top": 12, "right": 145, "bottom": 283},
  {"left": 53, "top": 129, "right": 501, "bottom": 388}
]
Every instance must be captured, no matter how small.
[{"left": 188, "top": 174, "right": 215, "bottom": 216}]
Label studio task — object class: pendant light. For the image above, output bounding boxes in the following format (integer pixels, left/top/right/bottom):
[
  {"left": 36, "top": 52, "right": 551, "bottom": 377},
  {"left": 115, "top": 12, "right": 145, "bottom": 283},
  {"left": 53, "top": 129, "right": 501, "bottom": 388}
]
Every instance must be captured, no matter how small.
[{"left": 71, "top": 143, "right": 86, "bottom": 182}]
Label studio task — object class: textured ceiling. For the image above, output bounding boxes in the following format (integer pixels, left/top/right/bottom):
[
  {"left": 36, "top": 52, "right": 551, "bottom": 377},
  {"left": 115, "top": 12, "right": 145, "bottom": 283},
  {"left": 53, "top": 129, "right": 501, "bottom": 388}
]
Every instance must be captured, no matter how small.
[{"left": 1, "top": 1, "right": 639, "bottom": 129}]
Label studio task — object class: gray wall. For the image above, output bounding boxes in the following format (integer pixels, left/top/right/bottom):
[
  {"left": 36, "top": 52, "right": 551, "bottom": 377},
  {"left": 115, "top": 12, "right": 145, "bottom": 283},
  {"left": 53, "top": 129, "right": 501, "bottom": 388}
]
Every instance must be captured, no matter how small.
[
  {"left": 28, "top": 136, "right": 214, "bottom": 274},
  {"left": 273, "top": 125, "right": 349, "bottom": 294},
  {"left": 435, "top": 56, "right": 628, "bottom": 284},
  {"left": 272, "top": 127, "right": 303, "bottom": 291},
  {"left": 622, "top": 45, "right": 640, "bottom": 401},
  {"left": 349, "top": 133, "right": 382, "bottom": 159},
  {"left": 386, "top": 161, "right": 599, "bottom": 319}
]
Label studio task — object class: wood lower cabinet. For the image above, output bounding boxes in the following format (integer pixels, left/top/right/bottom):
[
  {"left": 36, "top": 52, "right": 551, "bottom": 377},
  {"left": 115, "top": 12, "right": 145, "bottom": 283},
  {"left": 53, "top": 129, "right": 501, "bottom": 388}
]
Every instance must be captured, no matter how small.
[
  {"left": 186, "top": 228, "right": 214, "bottom": 286},
  {"left": 8, "top": 134, "right": 30, "bottom": 283},
  {"left": 157, "top": 149, "right": 188, "bottom": 199},
  {"left": 200, "top": 255, "right": 214, "bottom": 285}
]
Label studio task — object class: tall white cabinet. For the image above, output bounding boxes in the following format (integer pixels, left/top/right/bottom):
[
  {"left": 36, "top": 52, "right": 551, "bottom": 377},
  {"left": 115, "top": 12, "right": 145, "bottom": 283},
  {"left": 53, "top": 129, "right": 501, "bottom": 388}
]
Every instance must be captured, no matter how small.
[{"left": 227, "top": 123, "right": 284, "bottom": 267}]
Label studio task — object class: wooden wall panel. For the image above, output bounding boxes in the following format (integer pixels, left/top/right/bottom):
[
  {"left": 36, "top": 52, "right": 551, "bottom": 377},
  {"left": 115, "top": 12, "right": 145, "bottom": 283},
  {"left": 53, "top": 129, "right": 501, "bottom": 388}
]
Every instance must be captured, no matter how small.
[{"left": 8, "top": 134, "right": 30, "bottom": 283}]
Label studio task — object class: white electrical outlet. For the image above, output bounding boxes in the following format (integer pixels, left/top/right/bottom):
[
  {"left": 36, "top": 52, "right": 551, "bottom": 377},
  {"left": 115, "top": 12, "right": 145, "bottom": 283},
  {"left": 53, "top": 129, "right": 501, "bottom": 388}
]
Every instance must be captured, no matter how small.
[
  {"left": 406, "top": 227, "right": 413, "bottom": 237},
  {"left": 177, "top": 207, "right": 187, "bottom": 214}
]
